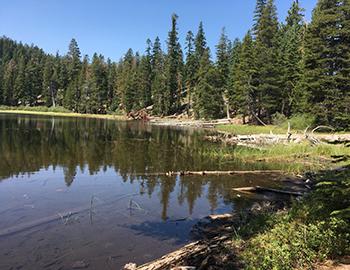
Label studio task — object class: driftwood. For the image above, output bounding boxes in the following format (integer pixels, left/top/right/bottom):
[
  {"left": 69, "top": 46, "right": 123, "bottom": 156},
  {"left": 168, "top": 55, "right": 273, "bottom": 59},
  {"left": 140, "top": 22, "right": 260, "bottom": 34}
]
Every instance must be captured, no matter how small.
[
  {"left": 134, "top": 170, "right": 284, "bottom": 177},
  {"left": 128, "top": 108, "right": 150, "bottom": 121},
  {"left": 233, "top": 186, "right": 303, "bottom": 196},
  {"left": 124, "top": 235, "right": 230, "bottom": 270},
  {"left": 206, "top": 129, "right": 350, "bottom": 148}
]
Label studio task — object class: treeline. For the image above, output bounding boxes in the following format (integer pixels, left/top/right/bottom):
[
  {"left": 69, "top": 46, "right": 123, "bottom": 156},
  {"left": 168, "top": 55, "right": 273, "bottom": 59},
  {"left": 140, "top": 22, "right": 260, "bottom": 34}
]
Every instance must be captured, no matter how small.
[{"left": 0, "top": 0, "right": 349, "bottom": 129}]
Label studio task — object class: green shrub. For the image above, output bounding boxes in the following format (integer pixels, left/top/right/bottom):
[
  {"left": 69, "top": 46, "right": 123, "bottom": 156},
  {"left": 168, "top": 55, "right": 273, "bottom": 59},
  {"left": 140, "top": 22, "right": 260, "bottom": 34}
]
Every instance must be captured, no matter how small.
[
  {"left": 242, "top": 217, "right": 349, "bottom": 270},
  {"left": 239, "top": 167, "right": 350, "bottom": 269},
  {"left": 272, "top": 112, "right": 288, "bottom": 126},
  {"left": 280, "top": 113, "right": 316, "bottom": 131}
]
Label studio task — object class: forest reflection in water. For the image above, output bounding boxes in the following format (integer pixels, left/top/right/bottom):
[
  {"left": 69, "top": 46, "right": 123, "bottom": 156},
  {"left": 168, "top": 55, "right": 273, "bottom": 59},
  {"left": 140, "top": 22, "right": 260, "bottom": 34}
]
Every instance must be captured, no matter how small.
[
  {"left": 0, "top": 113, "right": 280, "bottom": 217},
  {"left": 0, "top": 113, "right": 283, "bottom": 269}
]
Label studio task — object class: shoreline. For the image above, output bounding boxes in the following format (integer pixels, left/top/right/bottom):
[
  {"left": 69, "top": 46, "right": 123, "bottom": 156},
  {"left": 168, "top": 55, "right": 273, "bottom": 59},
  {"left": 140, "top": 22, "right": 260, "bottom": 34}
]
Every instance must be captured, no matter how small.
[{"left": 0, "top": 109, "right": 128, "bottom": 121}]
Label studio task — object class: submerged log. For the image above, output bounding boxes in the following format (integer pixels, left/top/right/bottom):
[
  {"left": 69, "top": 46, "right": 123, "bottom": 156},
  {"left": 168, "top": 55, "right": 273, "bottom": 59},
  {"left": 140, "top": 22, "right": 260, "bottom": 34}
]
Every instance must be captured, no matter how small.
[{"left": 233, "top": 186, "right": 303, "bottom": 196}]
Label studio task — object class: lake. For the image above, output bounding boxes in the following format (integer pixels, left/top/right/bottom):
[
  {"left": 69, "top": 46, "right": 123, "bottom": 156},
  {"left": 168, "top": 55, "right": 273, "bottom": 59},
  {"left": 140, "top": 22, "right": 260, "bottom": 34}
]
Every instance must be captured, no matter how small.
[{"left": 0, "top": 113, "right": 283, "bottom": 270}]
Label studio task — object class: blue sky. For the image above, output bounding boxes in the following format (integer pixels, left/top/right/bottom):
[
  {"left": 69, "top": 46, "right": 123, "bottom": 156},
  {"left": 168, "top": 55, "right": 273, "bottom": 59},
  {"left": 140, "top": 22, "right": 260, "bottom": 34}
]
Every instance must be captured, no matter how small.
[{"left": 0, "top": 0, "right": 317, "bottom": 61}]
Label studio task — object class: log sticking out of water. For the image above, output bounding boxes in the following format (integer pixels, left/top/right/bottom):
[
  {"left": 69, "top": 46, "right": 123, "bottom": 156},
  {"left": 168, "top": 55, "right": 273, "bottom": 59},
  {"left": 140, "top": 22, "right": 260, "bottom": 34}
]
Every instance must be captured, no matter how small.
[
  {"left": 233, "top": 186, "right": 303, "bottom": 196},
  {"left": 123, "top": 235, "right": 230, "bottom": 270},
  {"left": 137, "top": 170, "right": 284, "bottom": 177}
]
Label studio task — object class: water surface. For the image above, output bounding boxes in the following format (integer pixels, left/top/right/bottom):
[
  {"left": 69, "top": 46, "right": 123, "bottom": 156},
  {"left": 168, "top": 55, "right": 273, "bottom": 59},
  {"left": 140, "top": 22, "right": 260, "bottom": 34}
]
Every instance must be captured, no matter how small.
[{"left": 0, "top": 113, "right": 282, "bottom": 270}]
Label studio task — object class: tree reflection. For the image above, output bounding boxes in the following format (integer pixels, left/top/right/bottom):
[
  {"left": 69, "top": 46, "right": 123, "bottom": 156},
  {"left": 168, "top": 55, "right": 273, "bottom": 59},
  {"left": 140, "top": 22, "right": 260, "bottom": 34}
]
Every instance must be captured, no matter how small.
[{"left": 0, "top": 114, "right": 272, "bottom": 219}]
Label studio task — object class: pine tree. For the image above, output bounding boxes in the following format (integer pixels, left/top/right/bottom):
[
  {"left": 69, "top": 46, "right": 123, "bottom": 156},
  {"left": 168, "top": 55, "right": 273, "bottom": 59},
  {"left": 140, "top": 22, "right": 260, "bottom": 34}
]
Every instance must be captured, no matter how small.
[
  {"left": 3, "top": 60, "right": 16, "bottom": 105},
  {"left": 195, "top": 22, "right": 207, "bottom": 62},
  {"left": 57, "top": 56, "right": 69, "bottom": 106},
  {"left": 120, "top": 49, "right": 137, "bottom": 112},
  {"left": 26, "top": 53, "right": 43, "bottom": 105},
  {"left": 254, "top": 0, "right": 281, "bottom": 122},
  {"left": 78, "top": 55, "right": 90, "bottom": 113},
  {"left": 253, "top": 0, "right": 267, "bottom": 36},
  {"left": 139, "top": 39, "right": 153, "bottom": 108},
  {"left": 216, "top": 28, "right": 231, "bottom": 116},
  {"left": 88, "top": 53, "right": 108, "bottom": 113},
  {"left": 151, "top": 37, "right": 167, "bottom": 115},
  {"left": 14, "top": 56, "right": 27, "bottom": 105},
  {"left": 231, "top": 32, "right": 256, "bottom": 122},
  {"left": 227, "top": 38, "right": 242, "bottom": 109},
  {"left": 106, "top": 58, "right": 118, "bottom": 111},
  {"left": 279, "top": 0, "right": 305, "bottom": 116},
  {"left": 64, "top": 38, "right": 81, "bottom": 111},
  {"left": 43, "top": 57, "right": 57, "bottom": 106},
  {"left": 194, "top": 49, "right": 224, "bottom": 119},
  {"left": 302, "top": 0, "right": 350, "bottom": 129},
  {"left": 184, "top": 31, "right": 197, "bottom": 115},
  {"left": 165, "top": 13, "right": 183, "bottom": 114}
]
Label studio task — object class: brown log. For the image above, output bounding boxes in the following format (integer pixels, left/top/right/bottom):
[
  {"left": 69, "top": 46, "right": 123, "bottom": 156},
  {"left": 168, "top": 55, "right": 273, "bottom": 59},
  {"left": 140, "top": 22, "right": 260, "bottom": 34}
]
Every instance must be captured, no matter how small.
[
  {"left": 135, "top": 170, "right": 284, "bottom": 177},
  {"left": 124, "top": 236, "right": 230, "bottom": 270},
  {"left": 233, "top": 186, "right": 303, "bottom": 196}
]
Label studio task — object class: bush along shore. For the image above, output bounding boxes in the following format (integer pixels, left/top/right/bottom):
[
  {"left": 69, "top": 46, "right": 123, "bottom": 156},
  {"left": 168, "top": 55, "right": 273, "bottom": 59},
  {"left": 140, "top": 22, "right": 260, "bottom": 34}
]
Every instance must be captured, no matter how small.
[{"left": 124, "top": 165, "right": 350, "bottom": 270}]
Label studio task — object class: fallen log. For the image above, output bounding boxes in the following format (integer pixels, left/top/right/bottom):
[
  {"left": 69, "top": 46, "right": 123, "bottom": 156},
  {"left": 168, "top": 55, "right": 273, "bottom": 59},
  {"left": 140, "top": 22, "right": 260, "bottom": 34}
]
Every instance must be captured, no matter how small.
[
  {"left": 123, "top": 235, "right": 230, "bottom": 270},
  {"left": 135, "top": 170, "right": 284, "bottom": 177},
  {"left": 233, "top": 186, "right": 303, "bottom": 196}
]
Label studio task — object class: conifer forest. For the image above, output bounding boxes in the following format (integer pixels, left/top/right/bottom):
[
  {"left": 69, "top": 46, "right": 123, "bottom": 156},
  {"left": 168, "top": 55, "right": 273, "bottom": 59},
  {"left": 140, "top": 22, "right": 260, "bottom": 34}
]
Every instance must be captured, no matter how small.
[{"left": 1, "top": 0, "right": 349, "bottom": 129}]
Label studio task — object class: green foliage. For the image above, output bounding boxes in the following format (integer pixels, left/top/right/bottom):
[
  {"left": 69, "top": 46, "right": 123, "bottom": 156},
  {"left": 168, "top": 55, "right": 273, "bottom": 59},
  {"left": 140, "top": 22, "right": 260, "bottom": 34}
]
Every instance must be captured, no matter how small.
[
  {"left": 301, "top": 0, "right": 350, "bottom": 130},
  {"left": 239, "top": 166, "right": 350, "bottom": 269},
  {"left": 272, "top": 113, "right": 316, "bottom": 130},
  {"left": 230, "top": 32, "right": 255, "bottom": 119},
  {"left": 282, "top": 113, "right": 316, "bottom": 130},
  {"left": 243, "top": 218, "right": 348, "bottom": 270},
  {"left": 165, "top": 13, "right": 183, "bottom": 115},
  {"left": 194, "top": 50, "right": 224, "bottom": 119}
]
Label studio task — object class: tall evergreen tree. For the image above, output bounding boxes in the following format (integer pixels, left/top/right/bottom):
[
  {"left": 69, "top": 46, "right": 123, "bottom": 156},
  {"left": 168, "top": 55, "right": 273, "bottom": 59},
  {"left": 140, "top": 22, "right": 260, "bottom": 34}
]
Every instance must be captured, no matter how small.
[
  {"left": 184, "top": 31, "right": 196, "bottom": 115},
  {"left": 216, "top": 28, "right": 231, "bottom": 116},
  {"left": 43, "top": 57, "right": 57, "bottom": 106},
  {"left": 279, "top": 0, "right": 305, "bottom": 116},
  {"left": 64, "top": 38, "right": 81, "bottom": 110},
  {"left": 106, "top": 58, "right": 118, "bottom": 111},
  {"left": 253, "top": 0, "right": 281, "bottom": 122},
  {"left": 231, "top": 32, "right": 256, "bottom": 122},
  {"left": 253, "top": 0, "right": 267, "bottom": 36},
  {"left": 89, "top": 53, "right": 108, "bottom": 113},
  {"left": 151, "top": 37, "right": 167, "bottom": 115},
  {"left": 228, "top": 38, "right": 242, "bottom": 108},
  {"left": 76, "top": 55, "right": 89, "bottom": 112},
  {"left": 165, "top": 14, "right": 183, "bottom": 114},
  {"left": 195, "top": 22, "right": 207, "bottom": 62},
  {"left": 119, "top": 49, "right": 137, "bottom": 112},
  {"left": 302, "top": 0, "right": 350, "bottom": 129},
  {"left": 139, "top": 39, "right": 153, "bottom": 108},
  {"left": 2, "top": 60, "right": 16, "bottom": 105},
  {"left": 14, "top": 56, "right": 27, "bottom": 105},
  {"left": 26, "top": 53, "right": 43, "bottom": 104},
  {"left": 194, "top": 49, "right": 224, "bottom": 119}
]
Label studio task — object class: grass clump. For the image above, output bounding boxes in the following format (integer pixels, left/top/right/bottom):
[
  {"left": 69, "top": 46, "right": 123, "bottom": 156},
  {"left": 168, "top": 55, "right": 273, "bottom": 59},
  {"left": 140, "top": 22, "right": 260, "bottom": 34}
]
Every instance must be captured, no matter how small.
[
  {"left": 216, "top": 124, "right": 289, "bottom": 135},
  {"left": 203, "top": 142, "right": 350, "bottom": 173},
  {"left": 217, "top": 113, "right": 319, "bottom": 135},
  {"left": 236, "top": 166, "right": 350, "bottom": 269}
]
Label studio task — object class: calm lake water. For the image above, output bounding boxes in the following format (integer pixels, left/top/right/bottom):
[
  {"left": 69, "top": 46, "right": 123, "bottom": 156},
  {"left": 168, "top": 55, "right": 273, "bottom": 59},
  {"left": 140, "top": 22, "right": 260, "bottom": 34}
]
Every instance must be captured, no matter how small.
[{"left": 0, "top": 113, "right": 283, "bottom": 270}]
